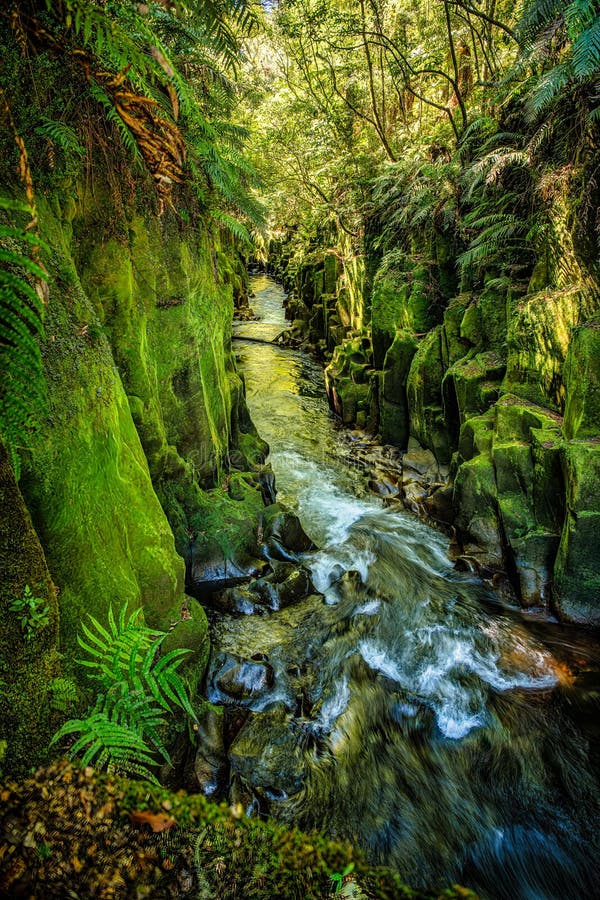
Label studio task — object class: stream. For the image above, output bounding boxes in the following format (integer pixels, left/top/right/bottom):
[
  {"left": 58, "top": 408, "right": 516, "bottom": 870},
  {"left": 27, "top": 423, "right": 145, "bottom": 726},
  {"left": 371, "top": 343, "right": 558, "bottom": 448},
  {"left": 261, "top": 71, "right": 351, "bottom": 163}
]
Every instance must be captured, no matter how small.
[{"left": 212, "top": 273, "right": 600, "bottom": 898}]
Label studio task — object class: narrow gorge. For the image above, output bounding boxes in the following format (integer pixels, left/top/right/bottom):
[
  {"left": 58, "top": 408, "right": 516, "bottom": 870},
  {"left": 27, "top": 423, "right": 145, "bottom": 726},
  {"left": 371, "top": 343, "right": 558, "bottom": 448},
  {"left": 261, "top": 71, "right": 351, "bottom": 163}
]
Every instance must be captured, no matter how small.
[{"left": 1, "top": 0, "right": 599, "bottom": 898}]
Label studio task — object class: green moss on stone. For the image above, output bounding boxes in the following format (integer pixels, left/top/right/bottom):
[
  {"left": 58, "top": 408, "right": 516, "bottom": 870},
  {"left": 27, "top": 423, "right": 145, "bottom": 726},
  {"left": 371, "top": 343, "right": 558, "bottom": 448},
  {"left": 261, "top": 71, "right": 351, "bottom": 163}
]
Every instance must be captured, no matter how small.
[
  {"left": 406, "top": 327, "right": 452, "bottom": 463},
  {"left": 553, "top": 438, "right": 600, "bottom": 623},
  {"left": 453, "top": 453, "right": 502, "bottom": 562},
  {"left": 0, "top": 442, "right": 61, "bottom": 776},
  {"left": 563, "top": 317, "right": 600, "bottom": 440}
]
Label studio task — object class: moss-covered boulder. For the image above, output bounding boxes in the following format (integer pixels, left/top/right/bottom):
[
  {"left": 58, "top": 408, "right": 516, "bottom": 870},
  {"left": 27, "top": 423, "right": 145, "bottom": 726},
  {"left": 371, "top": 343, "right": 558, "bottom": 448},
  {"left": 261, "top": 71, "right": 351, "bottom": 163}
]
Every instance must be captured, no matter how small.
[
  {"left": 379, "top": 328, "right": 417, "bottom": 447},
  {"left": 20, "top": 211, "right": 185, "bottom": 654},
  {"left": 0, "top": 442, "right": 61, "bottom": 775},
  {"left": 453, "top": 453, "right": 503, "bottom": 566},
  {"left": 371, "top": 257, "right": 433, "bottom": 369},
  {"left": 457, "top": 409, "right": 495, "bottom": 462},
  {"left": 406, "top": 327, "right": 452, "bottom": 463},
  {"left": 325, "top": 334, "right": 375, "bottom": 427},
  {"left": 553, "top": 441, "right": 600, "bottom": 624},
  {"left": 504, "top": 286, "right": 597, "bottom": 410},
  {"left": 563, "top": 318, "right": 600, "bottom": 440}
]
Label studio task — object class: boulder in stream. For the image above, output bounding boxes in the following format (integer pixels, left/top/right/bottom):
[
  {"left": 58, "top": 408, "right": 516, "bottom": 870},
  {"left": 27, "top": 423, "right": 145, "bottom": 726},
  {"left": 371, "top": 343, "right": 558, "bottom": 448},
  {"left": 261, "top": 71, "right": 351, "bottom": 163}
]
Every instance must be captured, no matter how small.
[
  {"left": 211, "top": 652, "right": 275, "bottom": 702},
  {"left": 229, "top": 705, "right": 307, "bottom": 798}
]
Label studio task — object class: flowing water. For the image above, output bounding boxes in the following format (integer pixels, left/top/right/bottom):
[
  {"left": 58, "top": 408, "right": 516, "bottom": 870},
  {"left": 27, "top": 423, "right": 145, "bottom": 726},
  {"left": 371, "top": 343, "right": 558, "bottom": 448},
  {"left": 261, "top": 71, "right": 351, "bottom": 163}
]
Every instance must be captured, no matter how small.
[{"left": 215, "top": 274, "right": 600, "bottom": 897}]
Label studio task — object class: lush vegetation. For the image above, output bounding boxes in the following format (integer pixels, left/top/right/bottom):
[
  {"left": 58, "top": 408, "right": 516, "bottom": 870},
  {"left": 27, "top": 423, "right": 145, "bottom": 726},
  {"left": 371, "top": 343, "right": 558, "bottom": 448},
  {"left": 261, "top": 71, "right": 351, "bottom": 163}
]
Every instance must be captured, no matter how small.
[
  {"left": 51, "top": 604, "right": 196, "bottom": 781},
  {"left": 0, "top": 0, "right": 263, "bottom": 472},
  {"left": 242, "top": 0, "right": 600, "bottom": 291},
  {"left": 1, "top": 0, "right": 599, "bottom": 895}
]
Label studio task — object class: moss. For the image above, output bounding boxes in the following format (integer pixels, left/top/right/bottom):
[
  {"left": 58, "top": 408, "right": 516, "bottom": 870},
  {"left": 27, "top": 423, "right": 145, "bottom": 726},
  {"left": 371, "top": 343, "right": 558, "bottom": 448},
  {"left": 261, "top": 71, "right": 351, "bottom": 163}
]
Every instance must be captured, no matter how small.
[
  {"left": 457, "top": 410, "right": 495, "bottom": 462},
  {"left": 378, "top": 329, "right": 418, "bottom": 447},
  {"left": 0, "top": 760, "right": 477, "bottom": 900},
  {"left": 443, "top": 351, "right": 505, "bottom": 430},
  {"left": 459, "top": 303, "right": 482, "bottom": 346},
  {"left": 188, "top": 480, "right": 265, "bottom": 580},
  {"left": 406, "top": 327, "right": 452, "bottom": 463},
  {"left": 0, "top": 442, "right": 61, "bottom": 776},
  {"left": 562, "top": 317, "right": 600, "bottom": 440},
  {"left": 530, "top": 427, "right": 564, "bottom": 532},
  {"left": 553, "top": 439, "right": 600, "bottom": 623},
  {"left": 323, "top": 251, "right": 339, "bottom": 293},
  {"left": 162, "top": 597, "right": 210, "bottom": 704},
  {"left": 503, "top": 285, "right": 597, "bottom": 409},
  {"left": 453, "top": 453, "right": 502, "bottom": 562},
  {"left": 20, "top": 207, "right": 185, "bottom": 657},
  {"left": 441, "top": 294, "right": 471, "bottom": 368},
  {"left": 492, "top": 441, "right": 533, "bottom": 497},
  {"left": 494, "top": 395, "right": 561, "bottom": 443}
]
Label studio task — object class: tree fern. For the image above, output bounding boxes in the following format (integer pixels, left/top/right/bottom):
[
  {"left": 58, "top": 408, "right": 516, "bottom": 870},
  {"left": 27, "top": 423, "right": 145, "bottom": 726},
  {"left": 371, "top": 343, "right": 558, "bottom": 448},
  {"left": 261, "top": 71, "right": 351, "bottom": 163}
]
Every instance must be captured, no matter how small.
[{"left": 0, "top": 197, "right": 47, "bottom": 477}]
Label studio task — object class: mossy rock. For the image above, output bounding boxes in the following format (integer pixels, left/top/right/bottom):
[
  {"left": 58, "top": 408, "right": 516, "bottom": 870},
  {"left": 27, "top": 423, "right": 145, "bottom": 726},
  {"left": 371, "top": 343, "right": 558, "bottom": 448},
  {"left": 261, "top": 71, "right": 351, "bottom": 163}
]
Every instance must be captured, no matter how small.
[
  {"left": 503, "top": 285, "right": 597, "bottom": 409},
  {"left": 477, "top": 284, "right": 509, "bottom": 350},
  {"left": 492, "top": 441, "right": 533, "bottom": 498},
  {"left": 453, "top": 453, "right": 502, "bottom": 563},
  {"left": 457, "top": 410, "right": 495, "bottom": 462},
  {"left": 443, "top": 351, "right": 505, "bottom": 443},
  {"left": 406, "top": 328, "right": 452, "bottom": 463},
  {"left": 531, "top": 427, "right": 565, "bottom": 533},
  {"left": 371, "top": 269, "right": 410, "bottom": 369},
  {"left": 509, "top": 530, "right": 561, "bottom": 606},
  {"left": 323, "top": 251, "right": 339, "bottom": 294},
  {"left": 563, "top": 318, "right": 600, "bottom": 440},
  {"left": 161, "top": 597, "right": 210, "bottom": 704},
  {"left": 553, "top": 441, "right": 600, "bottom": 625},
  {"left": 0, "top": 443, "right": 61, "bottom": 776},
  {"left": 441, "top": 294, "right": 471, "bottom": 368},
  {"left": 459, "top": 302, "right": 483, "bottom": 346},
  {"left": 381, "top": 328, "right": 418, "bottom": 402},
  {"left": 494, "top": 395, "right": 561, "bottom": 443},
  {"left": 187, "top": 483, "right": 266, "bottom": 592}
]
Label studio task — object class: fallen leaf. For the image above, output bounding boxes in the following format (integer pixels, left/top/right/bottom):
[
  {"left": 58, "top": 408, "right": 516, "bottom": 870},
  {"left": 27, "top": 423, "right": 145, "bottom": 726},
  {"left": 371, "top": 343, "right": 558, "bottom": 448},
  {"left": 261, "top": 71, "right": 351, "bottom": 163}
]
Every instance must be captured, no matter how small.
[{"left": 129, "top": 810, "right": 176, "bottom": 833}]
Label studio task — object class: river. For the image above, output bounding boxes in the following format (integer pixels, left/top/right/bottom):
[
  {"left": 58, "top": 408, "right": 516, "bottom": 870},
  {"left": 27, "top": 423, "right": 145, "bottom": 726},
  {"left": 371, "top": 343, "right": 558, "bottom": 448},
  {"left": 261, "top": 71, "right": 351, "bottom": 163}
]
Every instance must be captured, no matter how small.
[{"left": 213, "top": 273, "right": 600, "bottom": 898}]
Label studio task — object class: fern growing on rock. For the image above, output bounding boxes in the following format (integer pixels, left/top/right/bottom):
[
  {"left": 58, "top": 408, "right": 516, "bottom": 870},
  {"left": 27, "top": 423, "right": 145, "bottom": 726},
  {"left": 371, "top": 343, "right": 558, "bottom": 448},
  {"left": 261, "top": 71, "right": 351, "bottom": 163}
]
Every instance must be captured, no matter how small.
[
  {"left": 51, "top": 604, "right": 196, "bottom": 782},
  {"left": 0, "top": 195, "right": 47, "bottom": 477}
]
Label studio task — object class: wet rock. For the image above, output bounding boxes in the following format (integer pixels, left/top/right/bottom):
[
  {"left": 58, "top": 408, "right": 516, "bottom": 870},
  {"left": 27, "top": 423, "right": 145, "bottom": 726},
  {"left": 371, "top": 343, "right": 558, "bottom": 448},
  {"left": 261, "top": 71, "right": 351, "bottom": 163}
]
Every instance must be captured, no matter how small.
[
  {"left": 424, "top": 484, "right": 454, "bottom": 525},
  {"left": 402, "top": 447, "right": 439, "bottom": 477},
  {"left": 256, "top": 467, "right": 277, "bottom": 505},
  {"left": 208, "top": 585, "right": 266, "bottom": 616},
  {"left": 228, "top": 773, "right": 263, "bottom": 817},
  {"left": 274, "top": 568, "right": 313, "bottom": 607},
  {"left": 210, "top": 562, "right": 315, "bottom": 614},
  {"left": 185, "top": 704, "right": 228, "bottom": 798},
  {"left": 214, "top": 655, "right": 275, "bottom": 701},
  {"left": 368, "top": 470, "right": 401, "bottom": 498},
  {"left": 403, "top": 481, "right": 429, "bottom": 513},
  {"left": 262, "top": 503, "right": 316, "bottom": 560},
  {"left": 187, "top": 544, "right": 266, "bottom": 594},
  {"left": 229, "top": 708, "right": 306, "bottom": 797}
]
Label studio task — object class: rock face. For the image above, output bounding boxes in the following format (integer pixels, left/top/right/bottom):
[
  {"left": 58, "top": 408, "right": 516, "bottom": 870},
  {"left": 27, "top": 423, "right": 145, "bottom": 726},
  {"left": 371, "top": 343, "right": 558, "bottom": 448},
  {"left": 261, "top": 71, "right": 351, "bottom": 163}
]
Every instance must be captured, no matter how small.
[
  {"left": 0, "top": 442, "right": 61, "bottom": 775},
  {"left": 269, "top": 177, "right": 600, "bottom": 624},
  {"left": 0, "top": 177, "right": 268, "bottom": 772}
]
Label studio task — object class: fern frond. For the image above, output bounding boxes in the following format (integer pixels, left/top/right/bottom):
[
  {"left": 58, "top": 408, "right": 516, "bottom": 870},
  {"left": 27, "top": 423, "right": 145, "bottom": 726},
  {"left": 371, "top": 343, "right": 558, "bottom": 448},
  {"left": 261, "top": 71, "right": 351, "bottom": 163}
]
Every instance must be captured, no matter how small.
[
  {"left": 572, "top": 17, "right": 600, "bottom": 79},
  {"left": 35, "top": 116, "right": 85, "bottom": 159},
  {"left": 211, "top": 210, "right": 251, "bottom": 243},
  {"left": 0, "top": 197, "right": 47, "bottom": 477},
  {"left": 527, "top": 63, "right": 571, "bottom": 118}
]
